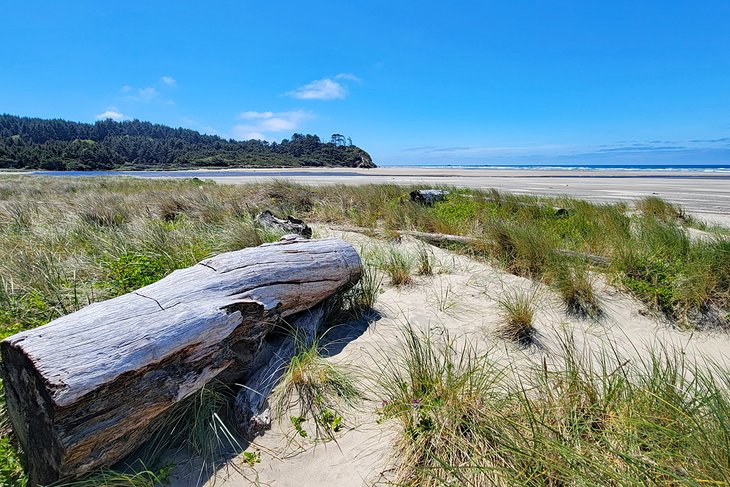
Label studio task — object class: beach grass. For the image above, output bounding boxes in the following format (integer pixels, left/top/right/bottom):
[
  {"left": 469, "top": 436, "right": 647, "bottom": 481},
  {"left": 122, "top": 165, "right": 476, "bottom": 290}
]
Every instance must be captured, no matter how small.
[
  {"left": 49, "top": 467, "right": 172, "bottom": 487},
  {"left": 272, "top": 336, "right": 361, "bottom": 441},
  {"left": 308, "top": 184, "right": 727, "bottom": 328},
  {"left": 496, "top": 288, "right": 538, "bottom": 346},
  {"left": 382, "top": 247, "right": 414, "bottom": 287},
  {"left": 546, "top": 257, "right": 603, "bottom": 319},
  {"left": 376, "top": 324, "right": 730, "bottom": 486},
  {"left": 1, "top": 175, "right": 729, "bottom": 484},
  {"left": 136, "top": 383, "right": 240, "bottom": 483}
]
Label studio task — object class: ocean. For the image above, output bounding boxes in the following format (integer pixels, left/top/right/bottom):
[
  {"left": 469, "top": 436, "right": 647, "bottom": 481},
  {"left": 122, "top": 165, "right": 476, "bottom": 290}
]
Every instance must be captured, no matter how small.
[{"left": 24, "top": 163, "right": 730, "bottom": 179}]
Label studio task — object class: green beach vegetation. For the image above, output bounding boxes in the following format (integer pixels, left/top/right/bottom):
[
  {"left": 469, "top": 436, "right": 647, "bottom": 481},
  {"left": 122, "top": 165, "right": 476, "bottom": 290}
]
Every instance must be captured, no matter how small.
[{"left": 0, "top": 175, "right": 729, "bottom": 485}]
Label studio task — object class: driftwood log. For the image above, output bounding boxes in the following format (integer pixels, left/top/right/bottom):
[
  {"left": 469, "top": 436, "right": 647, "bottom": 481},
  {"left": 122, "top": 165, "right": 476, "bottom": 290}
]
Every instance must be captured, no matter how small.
[
  {"left": 256, "top": 210, "right": 312, "bottom": 238},
  {"left": 0, "top": 236, "right": 361, "bottom": 486},
  {"left": 333, "top": 226, "right": 611, "bottom": 266}
]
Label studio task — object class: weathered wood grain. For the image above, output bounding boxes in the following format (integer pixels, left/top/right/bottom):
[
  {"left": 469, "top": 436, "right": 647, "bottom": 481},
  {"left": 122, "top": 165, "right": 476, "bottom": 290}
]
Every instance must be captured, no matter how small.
[
  {"left": 410, "top": 189, "right": 449, "bottom": 205},
  {"left": 0, "top": 236, "right": 361, "bottom": 486}
]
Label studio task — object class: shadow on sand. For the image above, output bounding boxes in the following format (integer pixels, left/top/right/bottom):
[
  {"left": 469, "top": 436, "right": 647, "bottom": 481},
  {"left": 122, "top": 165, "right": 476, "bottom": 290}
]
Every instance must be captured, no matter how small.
[{"left": 122, "top": 309, "right": 381, "bottom": 487}]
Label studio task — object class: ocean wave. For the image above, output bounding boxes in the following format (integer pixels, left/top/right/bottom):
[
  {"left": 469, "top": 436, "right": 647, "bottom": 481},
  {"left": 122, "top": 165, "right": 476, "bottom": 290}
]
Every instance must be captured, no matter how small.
[{"left": 384, "top": 164, "right": 730, "bottom": 173}]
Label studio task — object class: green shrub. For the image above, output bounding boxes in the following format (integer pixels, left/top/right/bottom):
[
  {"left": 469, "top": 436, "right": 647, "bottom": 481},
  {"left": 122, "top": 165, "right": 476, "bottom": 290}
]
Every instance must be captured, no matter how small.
[
  {"left": 0, "top": 436, "right": 26, "bottom": 487},
  {"left": 621, "top": 256, "right": 677, "bottom": 313},
  {"left": 430, "top": 193, "right": 481, "bottom": 233}
]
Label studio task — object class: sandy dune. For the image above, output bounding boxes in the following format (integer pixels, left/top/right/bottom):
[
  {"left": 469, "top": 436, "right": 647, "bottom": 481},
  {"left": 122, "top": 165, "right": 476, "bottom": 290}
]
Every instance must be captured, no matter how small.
[{"left": 168, "top": 227, "right": 730, "bottom": 486}]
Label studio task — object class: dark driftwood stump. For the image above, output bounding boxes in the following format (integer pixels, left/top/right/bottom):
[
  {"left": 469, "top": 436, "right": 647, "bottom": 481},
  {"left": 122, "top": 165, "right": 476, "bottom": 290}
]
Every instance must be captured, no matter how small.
[
  {"left": 410, "top": 189, "right": 449, "bottom": 205},
  {"left": 256, "top": 210, "right": 312, "bottom": 238},
  {"left": 0, "top": 237, "right": 361, "bottom": 486}
]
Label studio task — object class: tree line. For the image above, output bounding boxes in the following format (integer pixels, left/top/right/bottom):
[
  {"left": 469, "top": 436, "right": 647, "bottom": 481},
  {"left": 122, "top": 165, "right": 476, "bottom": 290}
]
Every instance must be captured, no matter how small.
[{"left": 0, "top": 115, "right": 375, "bottom": 170}]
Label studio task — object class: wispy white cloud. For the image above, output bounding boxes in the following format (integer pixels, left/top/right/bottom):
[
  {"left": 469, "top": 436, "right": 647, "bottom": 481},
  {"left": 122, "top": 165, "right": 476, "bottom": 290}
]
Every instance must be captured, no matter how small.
[
  {"left": 136, "top": 87, "right": 159, "bottom": 101},
  {"left": 238, "top": 111, "right": 274, "bottom": 120},
  {"left": 286, "top": 73, "right": 359, "bottom": 100},
  {"left": 287, "top": 78, "right": 346, "bottom": 100},
  {"left": 335, "top": 72, "right": 360, "bottom": 82},
  {"left": 120, "top": 84, "right": 174, "bottom": 104},
  {"left": 95, "top": 107, "right": 129, "bottom": 121},
  {"left": 232, "top": 110, "right": 312, "bottom": 140},
  {"left": 120, "top": 85, "right": 159, "bottom": 101},
  {"left": 161, "top": 76, "right": 177, "bottom": 86}
]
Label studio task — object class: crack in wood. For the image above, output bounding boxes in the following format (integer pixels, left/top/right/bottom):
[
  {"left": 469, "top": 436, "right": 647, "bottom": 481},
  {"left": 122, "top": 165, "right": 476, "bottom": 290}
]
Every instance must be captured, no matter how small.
[
  {"left": 198, "top": 262, "right": 217, "bottom": 272},
  {"left": 132, "top": 292, "right": 165, "bottom": 311}
]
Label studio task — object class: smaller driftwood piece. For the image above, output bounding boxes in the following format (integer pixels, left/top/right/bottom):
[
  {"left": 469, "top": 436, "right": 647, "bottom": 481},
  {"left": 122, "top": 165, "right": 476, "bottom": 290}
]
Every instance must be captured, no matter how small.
[
  {"left": 235, "top": 303, "right": 325, "bottom": 437},
  {"left": 256, "top": 210, "right": 312, "bottom": 238},
  {"left": 0, "top": 236, "right": 361, "bottom": 486},
  {"left": 410, "top": 188, "right": 571, "bottom": 216},
  {"left": 333, "top": 225, "right": 611, "bottom": 266},
  {"left": 410, "top": 189, "right": 449, "bottom": 205}
]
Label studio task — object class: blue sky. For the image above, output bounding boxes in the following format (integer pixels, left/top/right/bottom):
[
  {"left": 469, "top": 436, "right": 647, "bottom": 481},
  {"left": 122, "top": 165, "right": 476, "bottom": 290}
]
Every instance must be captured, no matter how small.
[{"left": 2, "top": 1, "right": 729, "bottom": 166}]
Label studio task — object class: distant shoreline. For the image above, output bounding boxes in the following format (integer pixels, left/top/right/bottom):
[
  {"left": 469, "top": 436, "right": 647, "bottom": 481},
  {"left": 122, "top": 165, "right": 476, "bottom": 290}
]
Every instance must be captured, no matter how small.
[{"left": 6, "top": 166, "right": 730, "bottom": 179}]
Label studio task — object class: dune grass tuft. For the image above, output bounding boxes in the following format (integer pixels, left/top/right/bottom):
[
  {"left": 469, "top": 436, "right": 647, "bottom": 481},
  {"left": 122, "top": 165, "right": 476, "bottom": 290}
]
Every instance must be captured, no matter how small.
[
  {"left": 637, "top": 195, "right": 689, "bottom": 222},
  {"left": 497, "top": 289, "right": 538, "bottom": 346},
  {"left": 485, "top": 221, "right": 557, "bottom": 278},
  {"left": 375, "top": 324, "right": 505, "bottom": 485},
  {"left": 346, "top": 266, "right": 383, "bottom": 317},
  {"left": 548, "top": 259, "right": 603, "bottom": 319},
  {"left": 381, "top": 246, "right": 414, "bottom": 287},
  {"left": 272, "top": 337, "right": 361, "bottom": 440},
  {"left": 49, "top": 466, "right": 172, "bottom": 487},
  {"left": 136, "top": 383, "right": 240, "bottom": 483},
  {"left": 416, "top": 244, "right": 435, "bottom": 276}
]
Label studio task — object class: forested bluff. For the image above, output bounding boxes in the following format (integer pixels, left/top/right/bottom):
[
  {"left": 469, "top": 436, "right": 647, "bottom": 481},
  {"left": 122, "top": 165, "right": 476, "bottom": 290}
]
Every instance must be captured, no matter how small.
[{"left": 0, "top": 114, "right": 376, "bottom": 170}]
